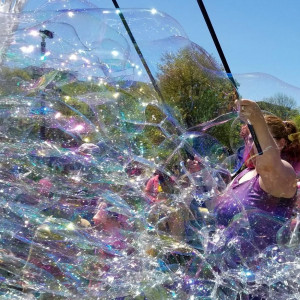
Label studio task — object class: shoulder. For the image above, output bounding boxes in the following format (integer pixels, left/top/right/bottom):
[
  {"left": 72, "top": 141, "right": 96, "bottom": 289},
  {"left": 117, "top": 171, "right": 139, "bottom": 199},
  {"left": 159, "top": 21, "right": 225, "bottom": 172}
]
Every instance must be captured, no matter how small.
[
  {"left": 259, "top": 160, "right": 297, "bottom": 198},
  {"left": 281, "top": 159, "right": 297, "bottom": 178}
]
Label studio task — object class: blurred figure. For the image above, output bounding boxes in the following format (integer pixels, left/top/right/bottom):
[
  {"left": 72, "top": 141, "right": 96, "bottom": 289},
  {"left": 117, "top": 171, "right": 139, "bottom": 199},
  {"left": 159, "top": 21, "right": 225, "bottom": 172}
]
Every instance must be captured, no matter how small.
[
  {"left": 180, "top": 155, "right": 217, "bottom": 234},
  {"left": 93, "top": 202, "right": 129, "bottom": 231},
  {"left": 92, "top": 201, "right": 130, "bottom": 250},
  {"left": 125, "top": 161, "right": 144, "bottom": 177},
  {"left": 144, "top": 170, "right": 174, "bottom": 203},
  {"left": 234, "top": 124, "right": 253, "bottom": 173},
  {"left": 222, "top": 124, "right": 252, "bottom": 176},
  {"left": 89, "top": 202, "right": 133, "bottom": 290},
  {"left": 145, "top": 168, "right": 188, "bottom": 238},
  {"left": 179, "top": 155, "right": 204, "bottom": 187},
  {"left": 38, "top": 177, "right": 53, "bottom": 197}
]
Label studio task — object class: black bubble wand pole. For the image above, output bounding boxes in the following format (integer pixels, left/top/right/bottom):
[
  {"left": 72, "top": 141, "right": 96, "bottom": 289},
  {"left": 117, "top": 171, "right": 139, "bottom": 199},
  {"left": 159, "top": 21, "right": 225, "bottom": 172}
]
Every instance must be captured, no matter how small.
[
  {"left": 111, "top": 0, "right": 165, "bottom": 104},
  {"left": 39, "top": 29, "right": 54, "bottom": 141},
  {"left": 196, "top": 0, "right": 263, "bottom": 155},
  {"left": 111, "top": 0, "right": 186, "bottom": 135}
]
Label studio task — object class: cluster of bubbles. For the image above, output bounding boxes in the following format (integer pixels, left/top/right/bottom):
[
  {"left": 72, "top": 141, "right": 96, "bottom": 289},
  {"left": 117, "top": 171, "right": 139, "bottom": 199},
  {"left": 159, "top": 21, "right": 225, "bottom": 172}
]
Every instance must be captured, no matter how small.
[{"left": 0, "top": 1, "right": 299, "bottom": 299}]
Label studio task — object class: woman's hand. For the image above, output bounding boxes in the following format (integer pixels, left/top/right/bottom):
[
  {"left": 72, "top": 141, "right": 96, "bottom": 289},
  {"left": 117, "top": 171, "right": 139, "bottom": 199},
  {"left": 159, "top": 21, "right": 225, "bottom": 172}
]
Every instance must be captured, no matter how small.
[{"left": 235, "top": 99, "right": 264, "bottom": 124}]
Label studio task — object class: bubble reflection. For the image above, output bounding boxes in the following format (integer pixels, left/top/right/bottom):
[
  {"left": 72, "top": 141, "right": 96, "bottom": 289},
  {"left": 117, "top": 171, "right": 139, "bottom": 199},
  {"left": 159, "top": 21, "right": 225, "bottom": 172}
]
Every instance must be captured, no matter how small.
[{"left": 0, "top": 2, "right": 299, "bottom": 300}]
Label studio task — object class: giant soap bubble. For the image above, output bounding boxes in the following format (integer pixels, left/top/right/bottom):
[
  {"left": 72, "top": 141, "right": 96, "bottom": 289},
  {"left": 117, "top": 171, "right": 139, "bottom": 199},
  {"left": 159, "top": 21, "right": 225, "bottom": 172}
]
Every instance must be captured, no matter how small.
[{"left": 0, "top": 1, "right": 299, "bottom": 299}]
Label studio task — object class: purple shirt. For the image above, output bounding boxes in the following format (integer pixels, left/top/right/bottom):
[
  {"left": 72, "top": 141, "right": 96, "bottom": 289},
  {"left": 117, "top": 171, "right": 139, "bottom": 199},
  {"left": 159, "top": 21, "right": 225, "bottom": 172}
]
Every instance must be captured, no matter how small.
[
  {"left": 215, "top": 168, "right": 296, "bottom": 226},
  {"left": 214, "top": 168, "right": 296, "bottom": 249}
]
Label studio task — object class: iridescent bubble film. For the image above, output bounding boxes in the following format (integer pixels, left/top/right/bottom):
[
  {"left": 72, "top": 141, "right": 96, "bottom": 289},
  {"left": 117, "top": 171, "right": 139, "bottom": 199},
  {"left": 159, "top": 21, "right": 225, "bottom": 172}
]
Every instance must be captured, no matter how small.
[{"left": 0, "top": 1, "right": 299, "bottom": 299}]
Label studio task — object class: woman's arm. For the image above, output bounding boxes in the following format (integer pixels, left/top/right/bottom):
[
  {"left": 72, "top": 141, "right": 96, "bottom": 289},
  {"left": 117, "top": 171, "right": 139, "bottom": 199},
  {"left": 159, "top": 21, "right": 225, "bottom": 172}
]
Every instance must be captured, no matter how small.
[{"left": 238, "top": 99, "right": 296, "bottom": 198}]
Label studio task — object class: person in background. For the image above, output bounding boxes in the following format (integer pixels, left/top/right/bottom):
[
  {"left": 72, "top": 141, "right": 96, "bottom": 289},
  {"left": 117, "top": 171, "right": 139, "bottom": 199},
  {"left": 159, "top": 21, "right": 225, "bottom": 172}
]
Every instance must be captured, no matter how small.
[
  {"left": 222, "top": 124, "right": 252, "bottom": 176},
  {"left": 38, "top": 177, "right": 53, "bottom": 197},
  {"left": 92, "top": 201, "right": 130, "bottom": 250},
  {"left": 144, "top": 170, "right": 175, "bottom": 203},
  {"left": 145, "top": 166, "right": 193, "bottom": 238},
  {"left": 237, "top": 124, "right": 252, "bottom": 170},
  {"left": 89, "top": 202, "right": 133, "bottom": 289},
  {"left": 211, "top": 99, "right": 297, "bottom": 250}
]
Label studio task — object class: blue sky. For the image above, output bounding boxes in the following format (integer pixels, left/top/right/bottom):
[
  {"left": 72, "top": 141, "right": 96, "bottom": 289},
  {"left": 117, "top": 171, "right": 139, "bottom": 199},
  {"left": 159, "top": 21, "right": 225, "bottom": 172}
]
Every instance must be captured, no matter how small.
[
  {"left": 102, "top": 0, "right": 300, "bottom": 104},
  {"left": 23, "top": 0, "right": 300, "bottom": 104},
  {"left": 106, "top": 0, "right": 300, "bottom": 86}
]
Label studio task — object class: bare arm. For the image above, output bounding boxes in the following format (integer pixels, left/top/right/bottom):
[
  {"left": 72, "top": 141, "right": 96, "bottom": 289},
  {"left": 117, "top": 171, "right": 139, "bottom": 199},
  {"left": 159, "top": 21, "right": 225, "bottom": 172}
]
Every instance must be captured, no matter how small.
[{"left": 238, "top": 99, "right": 296, "bottom": 198}]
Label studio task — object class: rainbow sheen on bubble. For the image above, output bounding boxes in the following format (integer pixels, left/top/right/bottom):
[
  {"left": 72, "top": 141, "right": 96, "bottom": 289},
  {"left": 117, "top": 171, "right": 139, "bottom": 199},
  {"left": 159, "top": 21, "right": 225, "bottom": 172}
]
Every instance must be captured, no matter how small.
[{"left": 0, "top": 1, "right": 299, "bottom": 299}]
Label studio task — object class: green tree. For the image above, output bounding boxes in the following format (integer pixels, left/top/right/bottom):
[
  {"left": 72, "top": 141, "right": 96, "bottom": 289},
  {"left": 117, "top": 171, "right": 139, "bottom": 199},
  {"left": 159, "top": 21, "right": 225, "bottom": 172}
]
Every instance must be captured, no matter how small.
[
  {"left": 157, "top": 46, "right": 237, "bottom": 149},
  {"left": 259, "top": 93, "right": 299, "bottom": 120},
  {"left": 292, "top": 115, "right": 300, "bottom": 130}
]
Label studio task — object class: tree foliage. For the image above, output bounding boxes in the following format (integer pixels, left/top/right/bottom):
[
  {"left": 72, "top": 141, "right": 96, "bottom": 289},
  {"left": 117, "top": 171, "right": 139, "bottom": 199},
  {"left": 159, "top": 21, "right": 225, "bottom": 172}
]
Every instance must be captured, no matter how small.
[
  {"left": 157, "top": 47, "right": 237, "bottom": 128},
  {"left": 157, "top": 46, "right": 237, "bottom": 150},
  {"left": 292, "top": 115, "right": 300, "bottom": 131},
  {"left": 259, "top": 93, "right": 299, "bottom": 120},
  {"left": 0, "top": 59, "right": 240, "bottom": 155}
]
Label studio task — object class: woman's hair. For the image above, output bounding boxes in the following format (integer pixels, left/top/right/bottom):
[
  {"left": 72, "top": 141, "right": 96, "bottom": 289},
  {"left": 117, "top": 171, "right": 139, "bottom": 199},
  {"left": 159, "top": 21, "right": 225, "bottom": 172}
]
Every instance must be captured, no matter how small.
[
  {"left": 284, "top": 120, "right": 298, "bottom": 138},
  {"left": 264, "top": 115, "right": 300, "bottom": 164},
  {"left": 264, "top": 115, "right": 288, "bottom": 140},
  {"left": 282, "top": 120, "right": 300, "bottom": 164}
]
